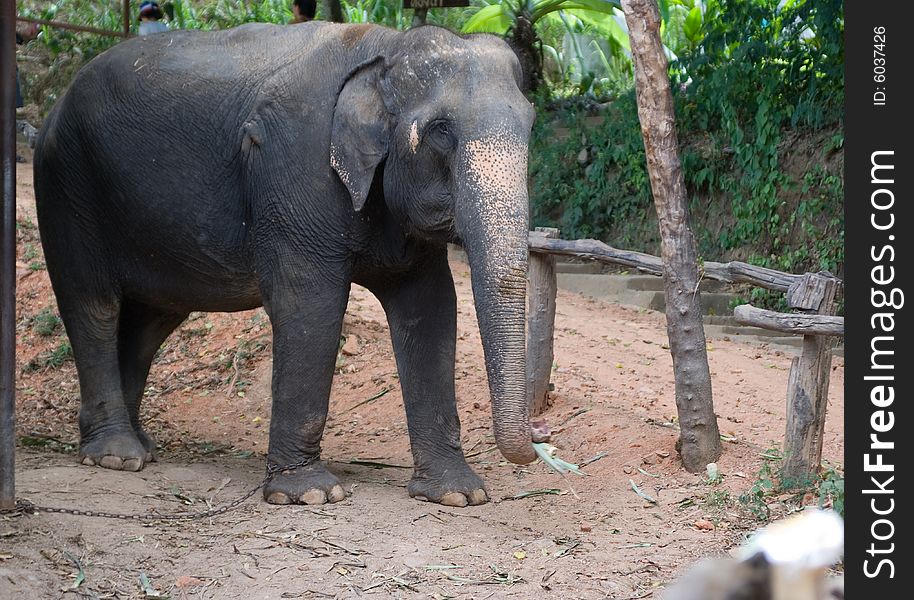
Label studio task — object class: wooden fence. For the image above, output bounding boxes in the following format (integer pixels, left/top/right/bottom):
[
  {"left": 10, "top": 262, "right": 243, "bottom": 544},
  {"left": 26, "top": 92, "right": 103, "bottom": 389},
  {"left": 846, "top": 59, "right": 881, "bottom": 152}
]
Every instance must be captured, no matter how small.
[{"left": 525, "top": 228, "right": 843, "bottom": 481}]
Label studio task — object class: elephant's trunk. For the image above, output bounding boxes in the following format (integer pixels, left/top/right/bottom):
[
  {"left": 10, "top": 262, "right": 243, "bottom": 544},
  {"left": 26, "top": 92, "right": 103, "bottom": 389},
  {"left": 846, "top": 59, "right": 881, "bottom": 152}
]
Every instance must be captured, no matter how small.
[{"left": 456, "top": 130, "right": 536, "bottom": 465}]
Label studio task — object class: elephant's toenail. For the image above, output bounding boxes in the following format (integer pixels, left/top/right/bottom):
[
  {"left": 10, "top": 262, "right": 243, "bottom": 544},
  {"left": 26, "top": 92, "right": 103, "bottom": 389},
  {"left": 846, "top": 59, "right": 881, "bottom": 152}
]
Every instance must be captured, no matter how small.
[
  {"left": 328, "top": 485, "right": 346, "bottom": 503},
  {"left": 122, "top": 458, "right": 143, "bottom": 472},
  {"left": 145, "top": 452, "right": 156, "bottom": 463},
  {"left": 300, "top": 489, "right": 328, "bottom": 505},
  {"left": 467, "top": 489, "right": 489, "bottom": 505},
  {"left": 267, "top": 492, "right": 291, "bottom": 504},
  {"left": 99, "top": 455, "right": 124, "bottom": 470},
  {"left": 439, "top": 492, "right": 469, "bottom": 507},
  {"left": 81, "top": 456, "right": 96, "bottom": 467}
]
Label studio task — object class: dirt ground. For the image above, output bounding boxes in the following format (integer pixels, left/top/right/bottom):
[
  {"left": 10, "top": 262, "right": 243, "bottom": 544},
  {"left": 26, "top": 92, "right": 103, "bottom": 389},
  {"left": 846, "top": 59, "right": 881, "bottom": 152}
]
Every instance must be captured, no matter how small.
[{"left": 2, "top": 157, "right": 844, "bottom": 599}]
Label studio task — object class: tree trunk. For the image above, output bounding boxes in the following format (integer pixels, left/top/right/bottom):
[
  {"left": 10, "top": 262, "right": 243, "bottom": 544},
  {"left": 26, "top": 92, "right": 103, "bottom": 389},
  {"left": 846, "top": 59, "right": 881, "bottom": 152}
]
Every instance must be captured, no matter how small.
[
  {"left": 509, "top": 14, "right": 542, "bottom": 93},
  {"left": 621, "top": 0, "right": 721, "bottom": 472},
  {"left": 412, "top": 8, "right": 428, "bottom": 27},
  {"left": 323, "top": 0, "right": 345, "bottom": 23}
]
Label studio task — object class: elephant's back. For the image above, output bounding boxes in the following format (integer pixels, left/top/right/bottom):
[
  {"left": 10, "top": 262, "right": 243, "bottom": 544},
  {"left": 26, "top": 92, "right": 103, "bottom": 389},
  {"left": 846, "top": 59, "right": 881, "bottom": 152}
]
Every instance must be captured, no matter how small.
[
  {"left": 60, "top": 23, "right": 327, "bottom": 121},
  {"left": 38, "top": 21, "right": 390, "bottom": 167},
  {"left": 35, "top": 22, "right": 346, "bottom": 200},
  {"left": 70, "top": 21, "right": 386, "bottom": 107}
]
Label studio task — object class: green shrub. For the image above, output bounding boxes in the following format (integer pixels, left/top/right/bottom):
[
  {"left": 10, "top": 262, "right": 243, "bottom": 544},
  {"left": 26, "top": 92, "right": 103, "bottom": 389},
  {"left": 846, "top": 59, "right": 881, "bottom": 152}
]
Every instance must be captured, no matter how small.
[
  {"left": 32, "top": 307, "right": 62, "bottom": 337},
  {"left": 23, "top": 342, "right": 73, "bottom": 372},
  {"left": 818, "top": 466, "right": 844, "bottom": 518},
  {"left": 739, "top": 451, "right": 778, "bottom": 521},
  {"left": 528, "top": 0, "right": 844, "bottom": 299}
]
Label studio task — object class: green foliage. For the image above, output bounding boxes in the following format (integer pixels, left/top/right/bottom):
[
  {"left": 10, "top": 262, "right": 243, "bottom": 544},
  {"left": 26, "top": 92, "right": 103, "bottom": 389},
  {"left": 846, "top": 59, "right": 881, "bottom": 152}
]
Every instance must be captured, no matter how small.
[
  {"left": 462, "top": 0, "right": 622, "bottom": 35},
  {"left": 32, "top": 307, "right": 62, "bottom": 337},
  {"left": 529, "top": 92, "right": 654, "bottom": 247},
  {"left": 343, "top": 0, "right": 406, "bottom": 27},
  {"left": 16, "top": 2, "right": 120, "bottom": 113},
  {"left": 544, "top": 11, "right": 633, "bottom": 99},
  {"left": 159, "top": 0, "right": 298, "bottom": 29},
  {"left": 681, "top": 5, "right": 702, "bottom": 46},
  {"left": 19, "top": 1, "right": 123, "bottom": 56},
  {"left": 704, "top": 489, "right": 732, "bottom": 511},
  {"left": 21, "top": 243, "right": 39, "bottom": 262},
  {"left": 739, "top": 450, "right": 779, "bottom": 521},
  {"left": 676, "top": 0, "right": 843, "bottom": 267},
  {"left": 529, "top": 0, "right": 844, "bottom": 292},
  {"left": 23, "top": 342, "right": 73, "bottom": 372},
  {"left": 737, "top": 451, "right": 844, "bottom": 522},
  {"left": 818, "top": 465, "right": 844, "bottom": 518},
  {"left": 20, "top": 434, "right": 77, "bottom": 453},
  {"left": 462, "top": 0, "right": 625, "bottom": 92}
]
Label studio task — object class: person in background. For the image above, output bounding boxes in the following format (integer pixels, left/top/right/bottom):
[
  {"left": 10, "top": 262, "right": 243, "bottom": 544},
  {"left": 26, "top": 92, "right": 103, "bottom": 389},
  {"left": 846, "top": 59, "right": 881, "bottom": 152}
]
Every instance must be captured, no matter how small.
[
  {"left": 138, "top": 2, "right": 169, "bottom": 35},
  {"left": 15, "top": 22, "right": 40, "bottom": 163},
  {"left": 15, "top": 23, "right": 39, "bottom": 110},
  {"left": 291, "top": 0, "right": 317, "bottom": 23}
]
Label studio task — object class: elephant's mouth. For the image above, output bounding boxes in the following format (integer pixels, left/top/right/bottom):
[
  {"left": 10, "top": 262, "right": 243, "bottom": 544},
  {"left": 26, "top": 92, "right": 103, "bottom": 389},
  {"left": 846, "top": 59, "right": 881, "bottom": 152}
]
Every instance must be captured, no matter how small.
[{"left": 403, "top": 214, "right": 459, "bottom": 245}]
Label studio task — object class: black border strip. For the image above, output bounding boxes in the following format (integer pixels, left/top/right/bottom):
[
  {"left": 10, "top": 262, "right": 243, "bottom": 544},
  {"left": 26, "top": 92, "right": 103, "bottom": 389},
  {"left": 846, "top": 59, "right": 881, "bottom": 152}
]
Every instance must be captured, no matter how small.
[{"left": 845, "top": 1, "right": 910, "bottom": 594}]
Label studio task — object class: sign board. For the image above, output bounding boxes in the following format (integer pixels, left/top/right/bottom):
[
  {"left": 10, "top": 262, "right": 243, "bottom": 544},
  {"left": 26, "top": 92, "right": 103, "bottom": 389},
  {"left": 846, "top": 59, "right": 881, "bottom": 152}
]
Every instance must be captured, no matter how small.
[{"left": 403, "top": 0, "right": 470, "bottom": 9}]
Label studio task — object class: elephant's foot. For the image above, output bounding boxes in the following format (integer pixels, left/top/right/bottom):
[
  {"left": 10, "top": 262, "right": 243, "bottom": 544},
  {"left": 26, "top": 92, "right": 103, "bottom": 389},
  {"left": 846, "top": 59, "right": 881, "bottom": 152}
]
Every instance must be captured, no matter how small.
[
  {"left": 408, "top": 460, "right": 488, "bottom": 507},
  {"left": 79, "top": 429, "right": 148, "bottom": 472},
  {"left": 263, "top": 460, "right": 346, "bottom": 505},
  {"left": 134, "top": 426, "right": 158, "bottom": 463}
]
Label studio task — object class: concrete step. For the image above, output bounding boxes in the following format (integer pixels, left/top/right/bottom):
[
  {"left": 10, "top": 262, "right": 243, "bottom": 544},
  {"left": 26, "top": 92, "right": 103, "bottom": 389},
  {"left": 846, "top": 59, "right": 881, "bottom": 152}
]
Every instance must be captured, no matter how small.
[
  {"left": 557, "top": 274, "right": 739, "bottom": 316},
  {"left": 554, "top": 268, "right": 730, "bottom": 292},
  {"left": 556, "top": 273, "right": 733, "bottom": 301},
  {"left": 556, "top": 273, "right": 640, "bottom": 298},
  {"left": 553, "top": 261, "right": 603, "bottom": 274},
  {"left": 704, "top": 326, "right": 845, "bottom": 358},
  {"left": 703, "top": 324, "right": 801, "bottom": 344},
  {"left": 701, "top": 316, "right": 795, "bottom": 338}
]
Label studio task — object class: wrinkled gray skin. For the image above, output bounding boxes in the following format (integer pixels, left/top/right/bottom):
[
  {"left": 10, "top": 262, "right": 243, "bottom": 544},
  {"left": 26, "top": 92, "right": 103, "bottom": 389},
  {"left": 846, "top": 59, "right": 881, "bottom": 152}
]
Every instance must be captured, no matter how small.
[{"left": 33, "top": 22, "right": 537, "bottom": 507}]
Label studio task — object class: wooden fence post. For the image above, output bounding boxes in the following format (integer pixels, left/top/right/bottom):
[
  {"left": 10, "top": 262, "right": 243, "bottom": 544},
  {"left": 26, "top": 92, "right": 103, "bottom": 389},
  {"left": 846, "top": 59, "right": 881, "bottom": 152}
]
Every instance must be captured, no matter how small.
[
  {"left": 781, "top": 274, "right": 840, "bottom": 483},
  {"left": 527, "top": 227, "right": 559, "bottom": 416}
]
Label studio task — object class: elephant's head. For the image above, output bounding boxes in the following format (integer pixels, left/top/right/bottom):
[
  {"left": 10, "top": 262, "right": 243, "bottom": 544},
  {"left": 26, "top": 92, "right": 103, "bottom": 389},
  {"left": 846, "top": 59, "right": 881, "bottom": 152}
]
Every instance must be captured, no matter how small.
[{"left": 330, "top": 27, "right": 536, "bottom": 464}]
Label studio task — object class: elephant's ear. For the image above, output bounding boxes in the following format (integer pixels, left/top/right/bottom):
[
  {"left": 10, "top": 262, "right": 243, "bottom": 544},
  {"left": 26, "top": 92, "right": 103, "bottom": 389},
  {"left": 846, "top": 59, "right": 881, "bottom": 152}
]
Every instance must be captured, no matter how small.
[{"left": 330, "top": 57, "right": 390, "bottom": 212}]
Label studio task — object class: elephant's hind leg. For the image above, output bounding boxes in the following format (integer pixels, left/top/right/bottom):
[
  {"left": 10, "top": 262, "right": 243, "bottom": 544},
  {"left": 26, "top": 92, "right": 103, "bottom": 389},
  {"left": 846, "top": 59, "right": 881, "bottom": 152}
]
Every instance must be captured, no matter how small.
[
  {"left": 118, "top": 301, "right": 188, "bottom": 462},
  {"left": 58, "top": 294, "right": 148, "bottom": 471}
]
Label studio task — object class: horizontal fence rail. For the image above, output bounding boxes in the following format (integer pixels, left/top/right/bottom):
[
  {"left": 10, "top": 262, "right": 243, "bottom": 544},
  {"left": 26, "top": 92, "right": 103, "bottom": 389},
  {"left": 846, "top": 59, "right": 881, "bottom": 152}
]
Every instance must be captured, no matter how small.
[
  {"left": 527, "top": 234, "right": 809, "bottom": 292},
  {"left": 16, "top": 16, "right": 128, "bottom": 38},
  {"left": 733, "top": 304, "right": 844, "bottom": 337}
]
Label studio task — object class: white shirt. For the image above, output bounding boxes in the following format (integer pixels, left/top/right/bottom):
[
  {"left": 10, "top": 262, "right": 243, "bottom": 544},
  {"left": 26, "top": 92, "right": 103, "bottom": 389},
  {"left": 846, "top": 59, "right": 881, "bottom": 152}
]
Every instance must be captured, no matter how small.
[{"left": 139, "top": 21, "right": 169, "bottom": 36}]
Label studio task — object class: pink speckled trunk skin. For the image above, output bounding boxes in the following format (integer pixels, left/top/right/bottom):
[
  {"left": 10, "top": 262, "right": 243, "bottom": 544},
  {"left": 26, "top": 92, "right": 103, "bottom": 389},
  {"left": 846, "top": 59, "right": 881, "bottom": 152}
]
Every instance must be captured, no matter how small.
[{"left": 457, "top": 127, "right": 535, "bottom": 465}]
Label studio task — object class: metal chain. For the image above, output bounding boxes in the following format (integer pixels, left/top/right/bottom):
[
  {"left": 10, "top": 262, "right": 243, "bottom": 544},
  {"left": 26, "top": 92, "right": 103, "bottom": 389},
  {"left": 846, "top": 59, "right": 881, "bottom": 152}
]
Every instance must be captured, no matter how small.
[{"left": 1, "top": 456, "right": 317, "bottom": 522}]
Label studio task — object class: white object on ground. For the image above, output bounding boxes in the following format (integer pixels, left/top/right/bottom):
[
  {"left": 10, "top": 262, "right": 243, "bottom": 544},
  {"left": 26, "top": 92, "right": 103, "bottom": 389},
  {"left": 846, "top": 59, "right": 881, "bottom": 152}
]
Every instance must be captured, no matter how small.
[{"left": 741, "top": 508, "right": 844, "bottom": 600}]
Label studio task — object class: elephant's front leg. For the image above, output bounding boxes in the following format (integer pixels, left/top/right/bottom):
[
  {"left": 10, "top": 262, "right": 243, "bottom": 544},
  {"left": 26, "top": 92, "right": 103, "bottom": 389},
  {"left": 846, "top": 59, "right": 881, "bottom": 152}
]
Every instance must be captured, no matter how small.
[
  {"left": 374, "top": 251, "right": 488, "bottom": 507},
  {"left": 261, "top": 272, "right": 350, "bottom": 506}
]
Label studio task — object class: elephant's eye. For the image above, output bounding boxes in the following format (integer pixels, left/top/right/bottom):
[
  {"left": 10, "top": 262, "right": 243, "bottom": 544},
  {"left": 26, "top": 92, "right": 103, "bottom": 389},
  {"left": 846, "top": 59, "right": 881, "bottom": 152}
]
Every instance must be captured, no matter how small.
[{"left": 427, "top": 120, "right": 455, "bottom": 151}]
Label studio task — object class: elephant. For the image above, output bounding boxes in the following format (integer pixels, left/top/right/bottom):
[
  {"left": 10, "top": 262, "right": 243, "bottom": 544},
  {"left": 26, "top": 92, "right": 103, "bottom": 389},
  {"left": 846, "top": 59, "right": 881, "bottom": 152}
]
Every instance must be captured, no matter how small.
[{"left": 33, "top": 22, "right": 538, "bottom": 507}]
